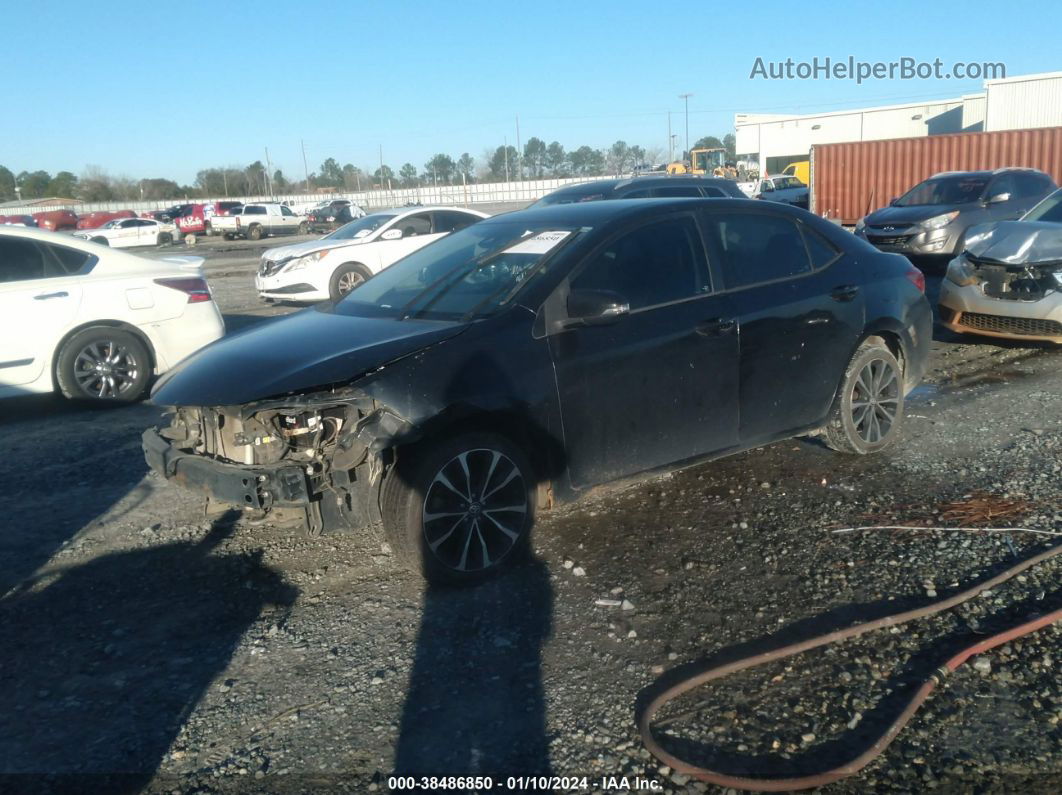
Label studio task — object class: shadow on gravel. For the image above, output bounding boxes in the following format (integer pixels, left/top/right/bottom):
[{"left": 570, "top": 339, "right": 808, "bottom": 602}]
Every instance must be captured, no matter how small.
[
  {"left": 393, "top": 559, "right": 554, "bottom": 778},
  {"left": 636, "top": 545, "right": 1062, "bottom": 784},
  {"left": 0, "top": 511, "right": 297, "bottom": 792},
  {"left": 0, "top": 392, "right": 160, "bottom": 596}
]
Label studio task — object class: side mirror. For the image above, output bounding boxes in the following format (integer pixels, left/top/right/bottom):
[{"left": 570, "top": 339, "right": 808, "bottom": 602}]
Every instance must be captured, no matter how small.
[
  {"left": 986, "top": 192, "right": 1012, "bottom": 205},
  {"left": 563, "top": 289, "right": 630, "bottom": 328},
  {"left": 380, "top": 228, "right": 403, "bottom": 240}
]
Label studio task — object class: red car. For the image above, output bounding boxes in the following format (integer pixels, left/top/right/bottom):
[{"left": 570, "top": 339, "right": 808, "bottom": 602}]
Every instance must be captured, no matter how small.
[
  {"left": 32, "top": 209, "right": 79, "bottom": 231},
  {"left": 76, "top": 210, "right": 136, "bottom": 230},
  {"left": 174, "top": 201, "right": 243, "bottom": 237}
]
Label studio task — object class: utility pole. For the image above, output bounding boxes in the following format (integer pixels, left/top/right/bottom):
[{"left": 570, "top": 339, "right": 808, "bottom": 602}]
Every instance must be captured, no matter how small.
[
  {"left": 503, "top": 135, "right": 510, "bottom": 183},
  {"left": 678, "top": 93, "right": 693, "bottom": 160},
  {"left": 379, "top": 144, "right": 384, "bottom": 187},
  {"left": 264, "top": 147, "right": 274, "bottom": 197},
  {"left": 222, "top": 170, "right": 229, "bottom": 197},
  {"left": 515, "top": 115, "right": 522, "bottom": 181},
  {"left": 301, "top": 139, "right": 310, "bottom": 192},
  {"left": 667, "top": 111, "right": 673, "bottom": 163}
]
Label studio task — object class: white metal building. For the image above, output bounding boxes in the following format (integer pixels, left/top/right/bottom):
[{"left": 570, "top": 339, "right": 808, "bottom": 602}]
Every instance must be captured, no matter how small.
[
  {"left": 734, "top": 70, "right": 1062, "bottom": 177},
  {"left": 984, "top": 71, "right": 1062, "bottom": 132}
]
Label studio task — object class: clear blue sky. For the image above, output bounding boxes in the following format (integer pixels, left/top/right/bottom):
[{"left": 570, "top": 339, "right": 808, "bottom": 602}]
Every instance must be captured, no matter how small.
[{"left": 3, "top": 0, "right": 1060, "bottom": 184}]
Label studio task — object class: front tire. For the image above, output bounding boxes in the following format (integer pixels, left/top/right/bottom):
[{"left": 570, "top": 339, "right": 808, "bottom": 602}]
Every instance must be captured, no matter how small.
[
  {"left": 91, "top": 236, "right": 109, "bottom": 246},
  {"left": 297, "top": 221, "right": 308, "bottom": 235},
  {"left": 823, "top": 339, "right": 905, "bottom": 454},
  {"left": 56, "top": 327, "right": 152, "bottom": 403},
  {"left": 157, "top": 232, "right": 173, "bottom": 247},
  {"left": 328, "top": 262, "right": 372, "bottom": 301},
  {"left": 381, "top": 432, "right": 535, "bottom": 585}
]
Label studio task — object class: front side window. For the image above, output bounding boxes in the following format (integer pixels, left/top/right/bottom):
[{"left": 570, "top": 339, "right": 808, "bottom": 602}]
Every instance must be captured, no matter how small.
[
  {"left": 280, "top": 206, "right": 294, "bottom": 216},
  {"left": 706, "top": 211, "right": 812, "bottom": 289},
  {"left": 1023, "top": 189, "right": 1062, "bottom": 223},
  {"left": 325, "top": 212, "right": 397, "bottom": 240},
  {"left": 394, "top": 213, "right": 432, "bottom": 237},
  {"left": 652, "top": 186, "right": 702, "bottom": 198},
  {"left": 569, "top": 217, "right": 707, "bottom": 311}
]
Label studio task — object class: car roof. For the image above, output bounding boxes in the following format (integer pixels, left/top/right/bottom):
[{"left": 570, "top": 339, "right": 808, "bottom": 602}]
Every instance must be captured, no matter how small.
[
  {"left": 543, "top": 176, "right": 737, "bottom": 198},
  {"left": 928, "top": 167, "right": 1047, "bottom": 179},
  {"left": 377, "top": 205, "right": 490, "bottom": 217},
  {"left": 479, "top": 196, "right": 765, "bottom": 226}
]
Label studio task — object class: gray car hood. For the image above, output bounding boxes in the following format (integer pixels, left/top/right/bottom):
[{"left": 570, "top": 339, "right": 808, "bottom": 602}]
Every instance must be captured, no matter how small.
[{"left": 964, "top": 221, "right": 1062, "bottom": 266}]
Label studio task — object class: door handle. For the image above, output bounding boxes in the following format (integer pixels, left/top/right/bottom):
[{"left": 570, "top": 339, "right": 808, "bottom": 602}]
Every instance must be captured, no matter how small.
[
  {"left": 34, "top": 291, "right": 69, "bottom": 300},
  {"left": 696, "top": 317, "right": 737, "bottom": 336},
  {"left": 830, "top": 285, "right": 859, "bottom": 302}
]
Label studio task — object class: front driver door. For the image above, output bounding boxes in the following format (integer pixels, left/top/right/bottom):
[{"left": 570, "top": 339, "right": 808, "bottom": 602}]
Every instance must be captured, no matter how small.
[{"left": 546, "top": 213, "right": 740, "bottom": 489}]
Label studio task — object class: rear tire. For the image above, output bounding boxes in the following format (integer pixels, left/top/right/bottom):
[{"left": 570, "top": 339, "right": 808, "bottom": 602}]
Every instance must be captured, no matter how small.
[
  {"left": 91, "top": 236, "right": 108, "bottom": 246},
  {"left": 823, "top": 339, "right": 905, "bottom": 455},
  {"left": 157, "top": 232, "right": 172, "bottom": 247},
  {"left": 328, "top": 262, "right": 372, "bottom": 301},
  {"left": 247, "top": 224, "right": 263, "bottom": 241},
  {"left": 381, "top": 432, "right": 535, "bottom": 586},
  {"left": 56, "top": 327, "right": 152, "bottom": 403},
  {"left": 223, "top": 233, "right": 235, "bottom": 241}
]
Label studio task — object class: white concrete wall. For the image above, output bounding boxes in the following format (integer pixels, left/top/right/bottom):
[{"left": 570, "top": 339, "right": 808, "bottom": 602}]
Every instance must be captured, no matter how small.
[{"left": 985, "top": 72, "right": 1062, "bottom": 131}]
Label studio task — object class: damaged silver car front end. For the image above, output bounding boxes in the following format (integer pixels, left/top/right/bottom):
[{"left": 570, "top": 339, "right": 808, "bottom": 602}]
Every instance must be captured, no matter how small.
[{"left": 939, "top": 221, "right": 1062, "bottom": 344}]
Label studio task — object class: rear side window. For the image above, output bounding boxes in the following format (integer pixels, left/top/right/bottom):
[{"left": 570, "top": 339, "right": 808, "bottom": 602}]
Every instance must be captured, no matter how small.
[
  {"left": 245, "top": 206, "right": 267, "bottom": 215},
  {"left": 1013, "top": 173, "right": 1052, "bottom": 199},
  {"left": 800, "top": 225, "right": 841, "bottom": 268},
  {"left": 703, "top": 186, "right": 727, "bottom": 197},
  {"left": 432, "top": 211, "right": 479, "bottom": 234},
  {"left": 652, "top": 186, "right": 702, "bottom": 198},
  {"left": 44, "top": 243, "right": 96, "bottom": 274},
  {"left": 0, "top": 238, "right": 46, "bottom": 282},
  {"left": 706, "top": 211, "right": 811, "bottom": 289},
  {"left": 570, "top": 217, "right": 708, "bottom": 310}
]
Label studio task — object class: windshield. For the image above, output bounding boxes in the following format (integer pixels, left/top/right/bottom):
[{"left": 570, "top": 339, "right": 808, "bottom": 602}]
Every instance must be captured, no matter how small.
[
  {"left": 533, "top": 186, "right": 609, "bottom": 207},
  {"left": 324, "top": 212, "right": 397, "bottom": 240},
  {"left": 896, "top": 175, "right": 989, "bottom": 207},
  {"left": 1023, "top": 189, "right": 1062, "bottom": 223},
  {"left": 334, "top": 221, "right": 579, "bottom": 320}
]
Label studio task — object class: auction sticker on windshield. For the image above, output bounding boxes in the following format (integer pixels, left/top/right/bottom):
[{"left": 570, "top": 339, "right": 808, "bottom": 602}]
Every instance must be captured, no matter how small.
[{"left": 503, "top": 230, "right": 571, "bottom": 255}]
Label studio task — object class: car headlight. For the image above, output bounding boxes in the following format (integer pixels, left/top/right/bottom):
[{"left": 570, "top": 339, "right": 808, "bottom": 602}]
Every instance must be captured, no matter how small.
[
  {"left": 945, "top": 255, "right": 979, "bottom": 286},
  {"left": 284, "top": 250, "right": 331, "bottom": 272},
  {"left": 921, "top": 211, "right": 960, "bottom": 230},
  {"left": 854, "top": 217, "right": 866, "bottom": 233}
]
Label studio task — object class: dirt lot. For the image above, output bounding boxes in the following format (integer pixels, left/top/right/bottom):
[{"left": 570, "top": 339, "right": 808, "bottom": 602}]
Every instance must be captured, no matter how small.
[{"left": 1, "top": 231, "right": 1060, "bottom": 794}]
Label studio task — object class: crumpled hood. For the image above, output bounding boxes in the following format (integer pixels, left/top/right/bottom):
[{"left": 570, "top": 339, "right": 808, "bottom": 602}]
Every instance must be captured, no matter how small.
[
  {"left": 150, "top": 306, "right": 466, "bottom": 406},
  {"left": 963, "top": 220, "right": 1062, "bottom": 266},
  {"left": 865, "top": 204, "right": 967, "bottom": 226},
  {"left": 262, "top": 237, "right": 363, "bottom": 262}
]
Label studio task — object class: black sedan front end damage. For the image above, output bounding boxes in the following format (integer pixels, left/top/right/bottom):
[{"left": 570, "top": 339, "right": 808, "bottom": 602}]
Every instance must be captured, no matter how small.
[{"left": 143, "top": 392, "right": 415, "bottom": 533}]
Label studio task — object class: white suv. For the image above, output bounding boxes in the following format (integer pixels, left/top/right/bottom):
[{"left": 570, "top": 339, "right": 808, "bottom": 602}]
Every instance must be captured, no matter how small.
[{"left": 255, "top": 206, "right": 488, "bottom": 302}]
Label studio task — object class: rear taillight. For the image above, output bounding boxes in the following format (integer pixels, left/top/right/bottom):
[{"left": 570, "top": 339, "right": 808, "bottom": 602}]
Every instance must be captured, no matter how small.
[
  {"left": 155, "top": 277, "right": 212, "bottom": 303},
  {"left": 905, "top": 265, "right": 926, "bottom": 293}
]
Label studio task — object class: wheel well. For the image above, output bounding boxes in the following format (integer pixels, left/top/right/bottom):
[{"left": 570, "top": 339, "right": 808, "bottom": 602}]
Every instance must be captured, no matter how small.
[
  {"left": 390, "top": 410, "right": 563, "bottom": 510},
  {"left": 863, "top": 331, "right": 905, "bottom": 372},
  {"left": 52, "top": 321, "right": 158, "bottom": 388}
]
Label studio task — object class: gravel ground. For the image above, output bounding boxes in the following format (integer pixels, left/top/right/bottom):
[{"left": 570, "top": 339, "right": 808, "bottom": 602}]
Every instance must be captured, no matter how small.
[{"left": 0, "top": 235, "right": 1060, "bottom": 794}]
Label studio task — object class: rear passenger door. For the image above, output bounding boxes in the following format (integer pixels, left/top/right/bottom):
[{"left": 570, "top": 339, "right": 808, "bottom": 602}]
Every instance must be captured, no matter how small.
[{"left": 700, "top": 208, "right": 864, "bottom": 443}]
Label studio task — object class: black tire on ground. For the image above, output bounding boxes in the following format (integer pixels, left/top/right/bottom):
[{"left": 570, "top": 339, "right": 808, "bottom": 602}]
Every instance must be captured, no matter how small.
[
  {"left": 823, "top": 338, "right": 905, "bottom": 455},
  {"left": 246, "top": 224, "right": 263, "bottom": 241},
  {"left": 223, "top": 233, "right": 235, "bottom": 241},
  {"left": 157, "top": 232, "right": 173, "bottom": 246},
  {"left": 91, "top": 236, "right": 109, "bottom": 246},
  {"left": 204, "top": 221, "right": 214, "bottom": 236},
  {"left": 55, "top": 327, "right": 152, "bottom": 403},
  {"left": 328, "top": 262, "right": 372, "bottom": 301},
  {"left": 297, "top": 221, "right": 308, "bottom": 235},
  {"left": 381, "top": 432, "right": 535, "bottom": 586}
]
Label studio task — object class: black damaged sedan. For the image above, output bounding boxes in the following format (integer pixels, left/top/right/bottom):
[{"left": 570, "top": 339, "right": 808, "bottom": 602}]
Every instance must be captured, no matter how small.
[{"left": 144, "top": 199, "right": 931, "bottom": 584}]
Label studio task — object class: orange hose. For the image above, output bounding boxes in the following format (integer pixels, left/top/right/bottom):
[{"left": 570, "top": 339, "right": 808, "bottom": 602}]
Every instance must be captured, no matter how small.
[{"left": 638, "top": 542, "right": 1062, "bottom": 791}]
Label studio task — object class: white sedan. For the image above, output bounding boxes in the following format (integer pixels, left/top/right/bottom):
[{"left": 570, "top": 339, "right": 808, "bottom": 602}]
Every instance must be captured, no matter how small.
[
  {"left": 0, "top": 227, "right": 225, "bottom": 402},
  {"left": 72, "top": 217, "right": 177, "bottom": 248},
  {"left": 256, "top": 206, "right": 489, "bottom": 302}
]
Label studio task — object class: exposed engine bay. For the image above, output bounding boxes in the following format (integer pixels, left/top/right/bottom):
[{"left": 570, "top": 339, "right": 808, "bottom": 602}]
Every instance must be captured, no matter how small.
[
  {"left": 966, "top": 255, "right": 1062, "bottom": 301},
  {"left": 153, "top": 390, "right": 414, "bottom": 532}
]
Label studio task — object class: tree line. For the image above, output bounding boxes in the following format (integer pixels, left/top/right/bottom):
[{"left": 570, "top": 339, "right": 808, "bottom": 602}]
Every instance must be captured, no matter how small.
[{"left": 0, "top": 133, "right": 736, "bottom": 204}]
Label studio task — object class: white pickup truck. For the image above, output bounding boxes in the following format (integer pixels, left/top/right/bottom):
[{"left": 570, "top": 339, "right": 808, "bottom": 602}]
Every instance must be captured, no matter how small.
[{"left": 210, "top": 203, "right": 309, "bottom": 241}]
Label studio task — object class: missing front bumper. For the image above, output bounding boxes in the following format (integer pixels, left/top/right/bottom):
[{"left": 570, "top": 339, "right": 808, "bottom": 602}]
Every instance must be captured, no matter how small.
[{"left": 142, "top": 428, "right": 312, "bottom": 509}]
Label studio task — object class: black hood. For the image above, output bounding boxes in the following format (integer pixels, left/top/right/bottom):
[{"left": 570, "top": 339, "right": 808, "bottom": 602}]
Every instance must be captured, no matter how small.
[
  {"left": 865, "top": 203, "right": 971, "bottom": 226},
  {"left": 151, "top": 305, "right": 466, "bottom": 406}
]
